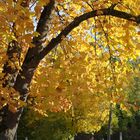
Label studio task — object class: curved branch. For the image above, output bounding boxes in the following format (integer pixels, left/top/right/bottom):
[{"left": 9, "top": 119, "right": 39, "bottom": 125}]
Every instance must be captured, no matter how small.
[{"left": 39, "top": 8, "right": 140, "bottom": 60}]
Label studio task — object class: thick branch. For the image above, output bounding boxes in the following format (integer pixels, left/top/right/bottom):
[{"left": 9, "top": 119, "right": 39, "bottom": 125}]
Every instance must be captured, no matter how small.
[
  {"left": 23, "top": 0, "right": 55, "bottom": 66},
  {"left": 33, "top": 0, "right": 55, "bottom": 45},
  {"left": 14, "top": 0, "right": 56, "bottom": 95},
  {"left": 0, "top": 1, "right": 55, "bottom": 139},
  {"left": 39, "top": 8, "right": 140, "bottom": 60}
]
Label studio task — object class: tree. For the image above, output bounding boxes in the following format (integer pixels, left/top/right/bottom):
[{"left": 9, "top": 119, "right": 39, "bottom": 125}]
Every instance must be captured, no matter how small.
[
  {"left": 0, "top": 0, "right": 140, "bottom": 139},
  {"left": 18, "top": 111, "right": 74, "bottom": 140}
]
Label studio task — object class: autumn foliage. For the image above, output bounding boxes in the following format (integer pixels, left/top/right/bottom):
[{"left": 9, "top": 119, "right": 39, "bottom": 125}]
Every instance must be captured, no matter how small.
[{"left": 0, "top": 0, "right": 140, "bottom": 139}]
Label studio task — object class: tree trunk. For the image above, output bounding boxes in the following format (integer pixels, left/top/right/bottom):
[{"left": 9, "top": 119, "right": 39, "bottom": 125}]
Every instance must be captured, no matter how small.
[
  {"left": 0, "top": 58, "right": 40, "bottom": 139},
  {"left": 119, "top": 132, "right": 122, "bottom": 140},
  {"left": 0, "top": 110, "right": 21, "bottom": 139},
  {"left": 107, "top": 103, "right": 113, "bottom": 140},
  {"left": 0, "top": 1, "right": 55, "bottom": 139},
  {"left": 0, "top": 39, "right": 21, "bottom": 140}
]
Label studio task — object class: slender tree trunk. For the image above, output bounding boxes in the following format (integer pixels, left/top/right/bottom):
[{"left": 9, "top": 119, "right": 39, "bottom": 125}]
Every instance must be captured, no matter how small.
[
  {"left": 119, "top": 132, "right": 122, "bottom": 140},
  {"left": 116, "top": 104, "right": 123, "bottom": 140},
  {"left": 107, "top": 103, "right": 113, "bottom": 140}
]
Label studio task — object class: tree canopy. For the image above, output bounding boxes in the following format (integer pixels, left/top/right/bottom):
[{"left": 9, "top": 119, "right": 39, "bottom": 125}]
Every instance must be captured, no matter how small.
[{"left": 0, "top": 0, "right": 140, "bottom": 139}]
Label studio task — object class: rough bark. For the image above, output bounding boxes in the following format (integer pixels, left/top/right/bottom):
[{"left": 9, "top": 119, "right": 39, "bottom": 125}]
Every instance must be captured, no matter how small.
[
  {"left": 0, "top": 1, "right": 29, "bottom": 139},
  {"left": 0, "top": 40, "right": 21, "bottom": 140},
  {"left": 0, "top": 1, "right": 55, "bottom": 139}
]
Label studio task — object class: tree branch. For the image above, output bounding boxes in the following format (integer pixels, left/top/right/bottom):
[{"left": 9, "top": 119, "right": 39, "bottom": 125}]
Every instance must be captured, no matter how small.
[
  {"left": 23, "top": 0, "right": 55, "bottom": 65},
  {"left": 33, "top": 0, "right": 55, "bottom": 45},
  {"left": 39, "top": 8, "right": 140, "bottom": 60}
]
